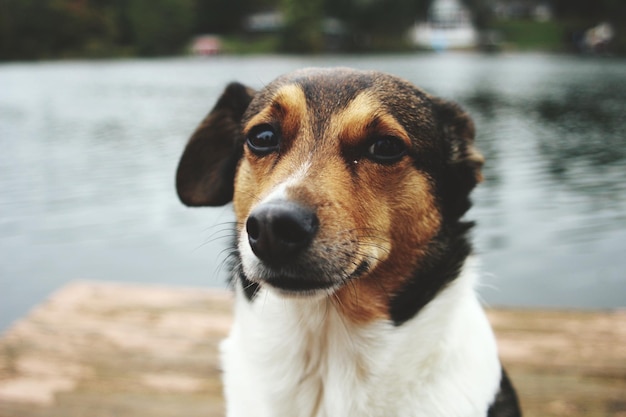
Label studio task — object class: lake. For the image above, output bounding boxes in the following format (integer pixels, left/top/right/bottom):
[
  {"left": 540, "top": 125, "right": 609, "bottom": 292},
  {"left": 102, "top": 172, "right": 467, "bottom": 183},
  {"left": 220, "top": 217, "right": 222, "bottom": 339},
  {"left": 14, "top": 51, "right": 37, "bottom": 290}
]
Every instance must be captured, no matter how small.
[{"left": 1, "top": 53, "right": 625, "bottom": 332}]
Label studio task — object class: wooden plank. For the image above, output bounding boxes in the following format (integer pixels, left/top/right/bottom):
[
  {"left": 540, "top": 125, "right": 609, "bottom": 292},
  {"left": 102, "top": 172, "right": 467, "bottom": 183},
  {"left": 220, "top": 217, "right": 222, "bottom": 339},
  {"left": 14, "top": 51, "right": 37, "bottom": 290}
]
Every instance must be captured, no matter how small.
[
  {"left": 487, "top": 309, "right": 626, "bottom": 417},
  {"left": 0, "top": 282, "right": 624, "bottom": 417}
]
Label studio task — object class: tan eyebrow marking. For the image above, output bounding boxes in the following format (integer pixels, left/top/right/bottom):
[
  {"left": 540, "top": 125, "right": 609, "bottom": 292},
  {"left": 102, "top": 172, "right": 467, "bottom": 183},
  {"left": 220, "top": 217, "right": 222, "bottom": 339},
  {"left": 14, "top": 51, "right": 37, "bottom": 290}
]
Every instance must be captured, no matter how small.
[
  {"left": 330, "top": 91, "right": 411, "bottom": 147},
  {"left": 244, "top": 84, "right": 308, "bottom": 138}
]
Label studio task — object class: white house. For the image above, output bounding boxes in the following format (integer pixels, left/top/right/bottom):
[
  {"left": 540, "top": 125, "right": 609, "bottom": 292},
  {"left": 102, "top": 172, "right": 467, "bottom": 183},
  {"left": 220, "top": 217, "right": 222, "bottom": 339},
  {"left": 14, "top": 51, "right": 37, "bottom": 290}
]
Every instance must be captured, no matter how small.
[{"left": 410, "top": 0, "right": 478, "bottom": 50}]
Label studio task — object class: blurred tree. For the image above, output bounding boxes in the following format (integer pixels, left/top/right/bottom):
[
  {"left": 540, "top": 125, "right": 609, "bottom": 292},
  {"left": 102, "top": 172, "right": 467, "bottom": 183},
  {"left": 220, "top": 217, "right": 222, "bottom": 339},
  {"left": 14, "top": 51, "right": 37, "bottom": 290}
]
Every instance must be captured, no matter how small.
[
  {"left": 552, "top": 0, "right": 626, "bottom": 24},
  {"left": 0, "top": 0, "right": 108, "bottom": 59},
  {"left": 194, "top": 0, "right": 252, "bottom": 34},
  {"left": 461, "top": 0, "right": 494, "bottom": 30},
  {"left": 552, "top": 0, "right": 626, "bottom": 53},
  {"left": 325, "top": 0, "right": 429, "bottom": 50},
  {"left": 1, "top": 0, "right": 624, "bottom": 59},
  {"left": 0, "top": 0, "right": 194, "bottom": 60},
  {"left": 127, "top": 0, "right": 194, "bottom": 56},
  {"left": 280, "top": 0, "right": 324, "bottom": 52}
]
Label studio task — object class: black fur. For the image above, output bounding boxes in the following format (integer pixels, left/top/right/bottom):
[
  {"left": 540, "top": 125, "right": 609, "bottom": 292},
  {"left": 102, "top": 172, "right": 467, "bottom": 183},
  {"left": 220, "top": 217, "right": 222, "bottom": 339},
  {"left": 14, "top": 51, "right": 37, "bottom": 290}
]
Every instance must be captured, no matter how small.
[
  {"left": 239, "top": 268, "right": 261, "bottom": 301},
  {"left": 389, "top": 221, "right": 474, "bottom": 326},
  {"left": 488, "top": 369, "right": 523, "bottom": 417},
  {"left": 176, "top": 82, "right": 254, "bottom": 206}
]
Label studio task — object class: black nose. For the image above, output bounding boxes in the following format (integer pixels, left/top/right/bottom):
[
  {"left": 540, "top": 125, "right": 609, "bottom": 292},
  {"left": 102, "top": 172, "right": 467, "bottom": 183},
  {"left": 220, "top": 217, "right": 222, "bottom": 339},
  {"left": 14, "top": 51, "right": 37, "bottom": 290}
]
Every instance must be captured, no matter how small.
[{"left": 246, "top": 200, "right": 319, "bottom": 265}]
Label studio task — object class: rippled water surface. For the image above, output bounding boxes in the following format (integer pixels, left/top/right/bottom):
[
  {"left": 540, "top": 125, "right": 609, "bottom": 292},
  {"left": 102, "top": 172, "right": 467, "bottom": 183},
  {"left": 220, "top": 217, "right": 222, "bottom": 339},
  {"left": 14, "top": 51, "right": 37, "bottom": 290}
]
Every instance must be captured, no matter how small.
[{"left": 1, "top": 53, "right": 625, "bottom": 331}]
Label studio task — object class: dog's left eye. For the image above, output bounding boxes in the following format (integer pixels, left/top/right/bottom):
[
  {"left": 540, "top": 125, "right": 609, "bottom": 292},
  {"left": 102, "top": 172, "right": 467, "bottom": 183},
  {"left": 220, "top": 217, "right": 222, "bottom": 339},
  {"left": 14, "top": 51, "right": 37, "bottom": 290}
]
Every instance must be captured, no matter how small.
[
  {"left": 367, "top": 136, "right": 407, "bottom": 163},
  {"left": 246, "top": 124, "right": 279, "bottom": 155}
]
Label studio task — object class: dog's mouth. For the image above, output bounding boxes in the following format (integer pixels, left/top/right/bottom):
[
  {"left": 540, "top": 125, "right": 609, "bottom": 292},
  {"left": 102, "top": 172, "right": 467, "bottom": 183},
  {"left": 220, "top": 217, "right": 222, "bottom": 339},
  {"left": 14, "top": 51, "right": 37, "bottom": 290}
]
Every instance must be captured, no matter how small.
[
  {"left": 246, "top": 260, "right": 371, "bottom": 296},
  {"left": 264, "top": 276, "right": 336, "bottom": 293}
]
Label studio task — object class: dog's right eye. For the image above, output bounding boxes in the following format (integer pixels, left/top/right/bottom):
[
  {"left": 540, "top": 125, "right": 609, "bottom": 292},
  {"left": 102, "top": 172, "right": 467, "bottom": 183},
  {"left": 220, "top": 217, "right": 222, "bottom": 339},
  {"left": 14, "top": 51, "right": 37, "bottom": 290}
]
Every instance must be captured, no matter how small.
[
  {"left": 246, "top": 124, "right": 279, "bottom": 155},
  {"left": 366, "top": 136, "right": 407, "bottom": 163}
]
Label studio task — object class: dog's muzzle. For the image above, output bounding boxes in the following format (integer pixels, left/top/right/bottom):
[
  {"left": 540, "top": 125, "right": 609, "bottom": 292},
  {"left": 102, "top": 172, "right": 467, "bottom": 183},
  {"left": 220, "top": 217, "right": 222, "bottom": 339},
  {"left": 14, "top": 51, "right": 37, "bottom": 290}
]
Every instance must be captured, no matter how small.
[
  {"left": 246, "top": 200, "right": 319, "bottom": 267},
  {"left": 242, "top": 199, "right": 371, "bottom": 294},
  {"left": 244, "top": 199, "right": 333, "bottom": 293}
]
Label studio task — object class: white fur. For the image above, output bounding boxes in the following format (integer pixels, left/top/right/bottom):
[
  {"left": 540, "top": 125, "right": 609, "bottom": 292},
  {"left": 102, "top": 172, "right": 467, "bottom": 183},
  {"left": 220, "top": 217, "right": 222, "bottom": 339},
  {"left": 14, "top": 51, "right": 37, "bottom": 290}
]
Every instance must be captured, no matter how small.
[
  {"left": 260, "top": 160, "right": 312, "bottom": 203},
  {"left": 238, "top": 161, "right": 314, "bottom": 282},
  {"left": 220, "top": 259, "right": 502, "bottom": 417}
]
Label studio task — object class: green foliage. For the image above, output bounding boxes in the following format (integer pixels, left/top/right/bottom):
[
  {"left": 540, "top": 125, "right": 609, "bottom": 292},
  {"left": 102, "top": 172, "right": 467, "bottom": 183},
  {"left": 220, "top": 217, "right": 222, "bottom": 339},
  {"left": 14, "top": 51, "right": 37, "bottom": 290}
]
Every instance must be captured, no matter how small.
[
  {"left": 0, "top": 0, "right": 116, "bottom": 59},
  {"left": 551, "top": 0, "right": 626, "bottom": 54},
  {"left": 0, "top": 0, "right": 194, "bottom": 60},
  {"left": 194, "top": 0, "right": 252, "bottom": 35},
  {"left": 551, "top": 0, "right": 626, "bottom": 24},
  {"left": 493, "top": 20, "right": 565, "bottom": 51},
  {"left": 127, "top": 0, "right": 194, "bottom": 56},
  {"left": 1, "top": 0, "right": 625, "bottom": 59},
  {"left": 325, "top": 0, "right": 429, "bottom": 51},
  {"left": 461, "top": 0, "right": 494, "bottom": 29},
  {"left": 280, "top": 0, "right": 324, "bottom": 52}
]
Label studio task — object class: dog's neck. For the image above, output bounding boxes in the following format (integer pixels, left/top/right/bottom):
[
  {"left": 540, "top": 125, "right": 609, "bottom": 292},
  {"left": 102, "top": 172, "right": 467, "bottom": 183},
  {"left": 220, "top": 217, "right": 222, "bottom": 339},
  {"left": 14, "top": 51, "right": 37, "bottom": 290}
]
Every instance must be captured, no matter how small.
[{"left": 221, "top": 259, "right": 502, "bottom": 417}]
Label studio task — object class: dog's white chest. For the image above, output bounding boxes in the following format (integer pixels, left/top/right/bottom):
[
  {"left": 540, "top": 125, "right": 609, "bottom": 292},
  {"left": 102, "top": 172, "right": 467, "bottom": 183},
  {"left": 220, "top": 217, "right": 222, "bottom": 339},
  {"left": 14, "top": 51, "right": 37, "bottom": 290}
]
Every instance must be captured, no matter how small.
[{"left": 220, "top": 268, "right": 502, "bottom": 417}]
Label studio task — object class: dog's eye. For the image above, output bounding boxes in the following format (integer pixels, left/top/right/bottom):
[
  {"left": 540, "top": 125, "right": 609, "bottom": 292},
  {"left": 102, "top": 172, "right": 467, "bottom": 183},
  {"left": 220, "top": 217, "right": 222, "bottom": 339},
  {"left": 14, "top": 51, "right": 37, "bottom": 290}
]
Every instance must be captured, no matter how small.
[
  {"left": 246, "top": 124, "right": 279, "bottom": 155},
  {"left": 367, "top": 136, "right": 407, "bottom": 163}
]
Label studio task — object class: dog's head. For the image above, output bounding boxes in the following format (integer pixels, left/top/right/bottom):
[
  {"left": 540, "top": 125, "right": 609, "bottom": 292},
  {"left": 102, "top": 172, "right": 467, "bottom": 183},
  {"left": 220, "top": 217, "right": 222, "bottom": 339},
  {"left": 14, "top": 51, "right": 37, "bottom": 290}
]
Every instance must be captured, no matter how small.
[{"left": 177, "top": 68, "right": 482, "bottom": 323}]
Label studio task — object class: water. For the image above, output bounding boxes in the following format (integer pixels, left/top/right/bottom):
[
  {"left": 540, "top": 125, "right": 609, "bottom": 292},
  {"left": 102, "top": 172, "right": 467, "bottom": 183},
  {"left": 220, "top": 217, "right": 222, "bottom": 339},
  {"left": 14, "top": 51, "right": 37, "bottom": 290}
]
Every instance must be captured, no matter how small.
[{"left": 1, "top": 53, "right": 625, "bottom": 332}]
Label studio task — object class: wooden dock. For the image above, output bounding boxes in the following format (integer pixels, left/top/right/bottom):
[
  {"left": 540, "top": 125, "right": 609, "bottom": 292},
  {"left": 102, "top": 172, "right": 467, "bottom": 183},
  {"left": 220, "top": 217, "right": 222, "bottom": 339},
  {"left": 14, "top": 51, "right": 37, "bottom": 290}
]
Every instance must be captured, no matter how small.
[{"left": 0, "top": 281, "right": 624, "bottom": 417}]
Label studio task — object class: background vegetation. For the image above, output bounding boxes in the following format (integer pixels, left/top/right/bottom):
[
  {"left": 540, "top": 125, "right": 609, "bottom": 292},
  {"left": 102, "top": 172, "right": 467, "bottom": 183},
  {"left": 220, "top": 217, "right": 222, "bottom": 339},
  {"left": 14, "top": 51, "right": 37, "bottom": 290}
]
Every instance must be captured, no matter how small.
[{"left": 0, "top": 0, "right": 624, "bottom": 60}]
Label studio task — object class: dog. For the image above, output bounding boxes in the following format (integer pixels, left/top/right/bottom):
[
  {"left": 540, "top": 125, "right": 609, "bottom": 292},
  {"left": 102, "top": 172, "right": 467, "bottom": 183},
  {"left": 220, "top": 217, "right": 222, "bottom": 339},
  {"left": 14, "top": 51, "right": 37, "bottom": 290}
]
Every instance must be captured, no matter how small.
[{"left": 176, "top": 68, "right": 521, "bottom": 417}]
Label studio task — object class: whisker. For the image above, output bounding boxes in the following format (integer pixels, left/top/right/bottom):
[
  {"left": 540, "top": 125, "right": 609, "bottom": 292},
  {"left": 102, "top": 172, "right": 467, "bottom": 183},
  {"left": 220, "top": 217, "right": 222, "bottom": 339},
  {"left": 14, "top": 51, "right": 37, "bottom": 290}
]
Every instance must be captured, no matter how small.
[
  {"left": 201, "top": 221, "right": 238, "bottom": 233},
  {"left": 201, "top": 232, "right": 239, "bottom": 245},
  {"left": 214, "top": 249, "right": 239, "bottom": 278}
]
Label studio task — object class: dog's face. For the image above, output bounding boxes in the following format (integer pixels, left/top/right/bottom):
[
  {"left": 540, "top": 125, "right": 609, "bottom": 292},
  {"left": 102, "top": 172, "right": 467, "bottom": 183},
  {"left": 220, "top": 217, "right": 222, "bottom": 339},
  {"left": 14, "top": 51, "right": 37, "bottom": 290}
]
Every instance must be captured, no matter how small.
[{"left": 177, "top": 68, "right": 482, "bottom": 323}]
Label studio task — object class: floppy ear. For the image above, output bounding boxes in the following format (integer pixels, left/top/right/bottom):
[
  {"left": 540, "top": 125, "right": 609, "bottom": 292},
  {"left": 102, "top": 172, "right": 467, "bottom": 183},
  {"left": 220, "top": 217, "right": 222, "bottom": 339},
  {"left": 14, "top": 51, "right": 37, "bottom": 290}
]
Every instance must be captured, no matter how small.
[
  {"left": 433, "top": 98, "right": 484, "bottom": 220},
  {"left": 176, "top": 82, "right": 256, "bottom": 206}
]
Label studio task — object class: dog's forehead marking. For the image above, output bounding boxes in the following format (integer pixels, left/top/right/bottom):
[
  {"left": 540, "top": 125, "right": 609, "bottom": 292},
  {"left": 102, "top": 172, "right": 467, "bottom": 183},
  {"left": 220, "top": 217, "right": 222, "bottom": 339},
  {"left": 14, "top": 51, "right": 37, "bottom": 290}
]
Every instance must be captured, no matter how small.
[
  {"left": 247, "top": 81, "right": 413, "bottom": 145},
  {"left": 244, "top": 84, "right": 308, "bottom": 135},
  {"left": 329, "top": 91, "right": 411, "bottom": 147}
]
